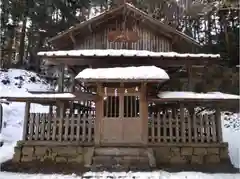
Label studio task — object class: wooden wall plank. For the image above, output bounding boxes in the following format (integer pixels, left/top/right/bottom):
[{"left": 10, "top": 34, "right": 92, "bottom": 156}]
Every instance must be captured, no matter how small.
[{"left": 76, "top": 22, "right": 172, "bottom": 52}]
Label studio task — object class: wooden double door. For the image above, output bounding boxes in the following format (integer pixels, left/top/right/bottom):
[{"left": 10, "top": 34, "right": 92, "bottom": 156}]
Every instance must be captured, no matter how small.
[{"left": 100, "top": 91, "right": 142, "bottom": 144}]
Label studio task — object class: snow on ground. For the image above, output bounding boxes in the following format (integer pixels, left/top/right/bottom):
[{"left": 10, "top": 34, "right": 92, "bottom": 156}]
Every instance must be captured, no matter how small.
[
  {"left": 0, "top": 171, "right": 240, "bottom": 179},
  {"left": 222, "top": 113, "right": 240, "bottom": 169},
  {"left": 0, "top": 68, "right": 239, "bottom": 178},
  {"left": 0, "top": 69, "right": 51, "bottom": 164}
]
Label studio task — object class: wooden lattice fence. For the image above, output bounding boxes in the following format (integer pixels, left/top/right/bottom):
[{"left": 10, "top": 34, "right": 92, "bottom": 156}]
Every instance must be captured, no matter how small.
[
  {"left": 23, "top": 113, "right": 95, "bottom": 143},
  {"left": 148, "top": 111, "right": 221, "bottom": 144}
]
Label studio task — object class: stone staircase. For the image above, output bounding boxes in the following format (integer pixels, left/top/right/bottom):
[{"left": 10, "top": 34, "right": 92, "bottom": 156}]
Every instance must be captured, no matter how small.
[{"left": 91, "top": 147, "right": 156, "bottom": 170}]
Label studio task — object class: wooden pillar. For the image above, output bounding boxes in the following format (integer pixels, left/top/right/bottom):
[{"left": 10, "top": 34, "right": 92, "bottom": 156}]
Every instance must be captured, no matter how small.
[
  {"left": 22, "top": 102, "right": 30, "bottom": 140},
  {"left": 187, "top": 63, "right": 193, "bottom": 91},
  {"left": 180, "top": 103, "right": 186, "bottom": 142},
  {"left": 57, "top": 64, "right": 64, "bottom": 116},
  {"left": 49, "top": 105, "right": 53, "bottom": 114},
  {"left": 70, "top": 72, "right": 75, "bottom": 93},
  {"left": 69, "top": 70, "right": 75, "bottom": 113},
  {"left": 140, "top": 82, "right": 148, "bottom": 144},
  {"left": 56, "top": 100, "right": 65, "bottom": 118},
  {"left": 0, "top": 103, "right": 3, "bottom": 134},
  {"left": 0, "top": 103, "right": 2, "bottom": 146},
  {"left": 216, "top": 106, "right": 223, "bottom": 142},
  {"left": 58, "top": 63, "right": 65, "bottom": 92},
  {"left": 94, "top": 83, "right": 102, "bottom": 144},
  {"left": 187, "top": 64, "right": 195, "bottom": 119}
]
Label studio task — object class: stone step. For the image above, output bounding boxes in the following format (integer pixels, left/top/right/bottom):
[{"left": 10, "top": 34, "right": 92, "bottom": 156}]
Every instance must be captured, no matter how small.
[
  {"left": 92, "top": 155, "right": 150, "bottom": 170},
  {"left": 94, "top": 147, "right": 147, "bottom": 156}
]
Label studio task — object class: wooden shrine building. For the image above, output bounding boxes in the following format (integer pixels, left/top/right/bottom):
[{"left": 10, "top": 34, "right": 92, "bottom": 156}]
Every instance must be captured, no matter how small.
[{"left": 3, "top": 2, "right": 240, "bottom": 170}]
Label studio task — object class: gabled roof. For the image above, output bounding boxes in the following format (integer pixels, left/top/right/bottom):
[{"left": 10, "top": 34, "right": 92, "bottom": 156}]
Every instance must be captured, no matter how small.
[{"left": 48, "top": 3, "right": 200, "bottom": 46}]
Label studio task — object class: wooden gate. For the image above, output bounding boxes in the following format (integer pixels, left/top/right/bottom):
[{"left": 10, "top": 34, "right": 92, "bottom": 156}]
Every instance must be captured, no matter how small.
[{"left": 100, "top": 88, "right": 142, "bottom": 144}]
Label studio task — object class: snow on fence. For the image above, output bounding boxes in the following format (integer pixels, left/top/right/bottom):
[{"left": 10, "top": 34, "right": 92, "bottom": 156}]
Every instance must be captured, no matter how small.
[
  {"left": 23, "top": 113, "right": 95, "bottom": 143},
  {"left": 148, "top": 110, "right": 222, "bottom": 144}
]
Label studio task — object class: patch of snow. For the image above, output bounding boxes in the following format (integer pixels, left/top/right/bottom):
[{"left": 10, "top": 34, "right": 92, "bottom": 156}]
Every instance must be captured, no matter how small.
[
  {"left": 0, "top": 171, "right": 240, "bottom": 179},
  {"left": 222, "top": 113, "right": 240, "bottom": 169},
  {"left": 75, "top": 66, "right": 169, "bottom": 80},
  {"left": 88, "top": 6, "right": 103, "bottom": 20},
  {"left": 0, "top": 69, "right": 51, "bottom": 93},
  {"left": 158, "top": 91, "right": 240, "bottom": 100},
  {"left": 37, "top": 49, "right": 220, "bottom": 58},
  {"left": 0, "top": 69, "right": 50, "bottom": 164}
]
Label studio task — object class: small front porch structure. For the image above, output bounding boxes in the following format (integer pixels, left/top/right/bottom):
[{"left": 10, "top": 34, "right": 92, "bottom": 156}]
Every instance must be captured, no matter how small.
[{"left": 2, "top": 66, "right": 239, "bottom": 170}]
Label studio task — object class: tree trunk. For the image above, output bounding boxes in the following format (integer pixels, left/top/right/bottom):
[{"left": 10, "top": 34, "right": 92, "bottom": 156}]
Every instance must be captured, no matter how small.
[{"left": 17, "top": 17, "right": 27, "bottom": 67}]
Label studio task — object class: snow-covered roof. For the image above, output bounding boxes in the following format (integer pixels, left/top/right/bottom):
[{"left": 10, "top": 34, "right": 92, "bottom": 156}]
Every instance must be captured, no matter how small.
[
  {"left": 38, "top": 49, "right": 220, "bottom": 58},
  {"left": 75, "top": 66, "right": 170, "bottom": 82},
  {"left": 0, "top": 92, "right": 76, "bottom": 100},
  {"left": 157, "top": 91, "right": 240, "bottom": 100}
]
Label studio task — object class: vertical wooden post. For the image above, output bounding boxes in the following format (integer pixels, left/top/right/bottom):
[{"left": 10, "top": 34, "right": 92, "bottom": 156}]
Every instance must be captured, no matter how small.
[
  {"left": 187, "top": 63, "right": 193, "bottom": 91},
  {"left": 49, "top": 105, "right": 53, "bottom": 114},
  {"left": 22, "top": 102, "right": 30, "bottom": 140},
  {"left": 140, "top": 82, "right": 148, "bottom": 144},
  {"left": 70, "top": 72, "right": 75, "bottom": 93},
  {"left": 0, "top": 104, "right": 3, "bottom": 134},
  {"left": 216, "top": 106, "right": 223, "bottom": 142},
  {"left": 0, "top": 103, "right": 3, "bottom": 147},
  {"left": 94, "top": 83, "right": 102, "bottom": 144},
  {"left": 59, "top": 102, "right": 65, "bottom": 118},
  {"left": 58, "top": 101, "right": 64, "bottom": 142},
  {"left": 180, "top": 103, "right": 186, "bottom": 142},
  {"left": 56, "top": 64, "right": 64, "bottom": 117},
  {"left": 69, "top": 70, "right": 75, "bottom": 113},
  {"left": 58, "top": 63, "right": 65, "bottom": 93}
]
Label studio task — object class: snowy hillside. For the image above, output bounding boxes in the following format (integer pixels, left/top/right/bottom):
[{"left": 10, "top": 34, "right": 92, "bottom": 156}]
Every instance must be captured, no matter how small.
[
  {"left": 0, "top": 69, "right": 239, "bottom": 179},
  {"left": 0, "top": 69, "right": 51, "bottom": 163}
]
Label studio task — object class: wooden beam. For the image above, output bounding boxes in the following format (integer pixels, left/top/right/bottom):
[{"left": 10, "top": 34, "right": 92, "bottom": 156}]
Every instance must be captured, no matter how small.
[
  {"left": 69, "top": 32, "right": 76, "bottom": 48},
  {"left": 43, "top": 56, "right": 220, "bottom": 67}
]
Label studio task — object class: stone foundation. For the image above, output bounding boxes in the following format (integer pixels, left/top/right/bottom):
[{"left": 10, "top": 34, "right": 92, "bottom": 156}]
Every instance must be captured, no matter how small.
[
  {"left": 154, "top": 143, "right": 231, "bottom": 166},
  {"left": 11, "top": 141, "right": 232, "bottom": 171},
  {"left": 13, "top": 141, "right": 94, "bottom": 167}
]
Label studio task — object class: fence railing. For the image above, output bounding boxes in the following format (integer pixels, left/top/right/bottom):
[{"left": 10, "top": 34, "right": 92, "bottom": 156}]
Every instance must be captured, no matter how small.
[
  {"left": 24, "top": 113, "right": 95, "bottom": 143},
  {"left": 148, "top": 112, "right": 220, "bottom": 144}
]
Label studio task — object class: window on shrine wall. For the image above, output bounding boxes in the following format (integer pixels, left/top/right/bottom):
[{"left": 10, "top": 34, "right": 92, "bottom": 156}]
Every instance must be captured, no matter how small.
[
  {"left": 124, "top": 96, "right": 140, "bottom": 118},
  {"left": 103, "top": 96, "right": 120, "bottom": 118}
]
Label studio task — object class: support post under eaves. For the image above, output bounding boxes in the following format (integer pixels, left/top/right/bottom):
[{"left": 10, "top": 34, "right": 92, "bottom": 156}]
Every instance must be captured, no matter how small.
[{"left": 58, "top": 63, "right": 65, "bottom": 93}]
